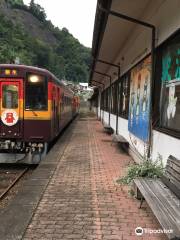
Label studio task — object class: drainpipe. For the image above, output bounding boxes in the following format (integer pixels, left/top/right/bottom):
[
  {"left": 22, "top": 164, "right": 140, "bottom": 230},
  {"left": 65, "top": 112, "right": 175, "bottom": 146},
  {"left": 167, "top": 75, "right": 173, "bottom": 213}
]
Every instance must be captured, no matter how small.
[
  {"left": 98, "top": 3, "right": 156, "bottom": 159},
  {"left": 116, "top": 66, "right": 121, "bottom": 134},
  {"left": 94, "top": 71, "right": 112, "bottom": 126}
]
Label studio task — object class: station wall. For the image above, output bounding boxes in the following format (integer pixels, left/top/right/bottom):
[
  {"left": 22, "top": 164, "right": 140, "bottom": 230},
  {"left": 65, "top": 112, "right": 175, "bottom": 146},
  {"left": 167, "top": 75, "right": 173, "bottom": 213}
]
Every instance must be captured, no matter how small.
[
  {"left": 97, "top": 110, "right": 180, "bottom": 166},
  {"left": 93, "top": 0, "right": 180, "bottom": 166}
]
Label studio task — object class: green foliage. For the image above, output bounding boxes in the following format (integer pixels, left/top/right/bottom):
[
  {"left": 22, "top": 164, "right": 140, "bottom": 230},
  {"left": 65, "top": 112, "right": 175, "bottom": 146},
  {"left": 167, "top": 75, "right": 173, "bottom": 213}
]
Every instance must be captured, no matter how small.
[
  {"left": 29, "top": 0, "right": 46, "bottom": 22},
  {"left": 52, "top": 26, "right": 91, "bottom": 82},
  {"left": 0, "top": 14, "right": 33, "bottom": 64},
  {"left": 0, "top": 1, "right": 91, "bottom": 83},
  {"left": 6, "top": 0, "right": 24, "bottom": 6},
  {"left": 116, "top": 154, "right": 164, "bottom": 185}
]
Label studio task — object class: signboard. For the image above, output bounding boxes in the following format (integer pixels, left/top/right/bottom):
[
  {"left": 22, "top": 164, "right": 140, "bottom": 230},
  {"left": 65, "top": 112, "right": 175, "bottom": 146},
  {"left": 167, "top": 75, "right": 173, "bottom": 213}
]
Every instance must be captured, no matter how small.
[
  {"left": 128, "top": 56, "right": 151, "bottom": 142},
  {"left": 1, "top": 110, "right": 19, "bottom": 126}
]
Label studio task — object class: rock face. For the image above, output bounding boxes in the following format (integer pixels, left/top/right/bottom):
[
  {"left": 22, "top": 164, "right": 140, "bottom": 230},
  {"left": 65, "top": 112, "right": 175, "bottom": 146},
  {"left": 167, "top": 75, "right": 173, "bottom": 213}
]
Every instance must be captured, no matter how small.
[
  {"left": 0, "top": 0, "right": 7, "bottom": 8},
  {"left": 0, "top": 1, "right": 57, "bottom": 45}
]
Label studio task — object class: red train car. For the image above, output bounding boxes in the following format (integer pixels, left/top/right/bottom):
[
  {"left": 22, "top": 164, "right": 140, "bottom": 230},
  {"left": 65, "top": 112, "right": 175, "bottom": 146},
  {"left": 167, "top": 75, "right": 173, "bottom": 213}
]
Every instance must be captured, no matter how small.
[{"left": 0, "top": 64, "right": 79, "bottom": 163}]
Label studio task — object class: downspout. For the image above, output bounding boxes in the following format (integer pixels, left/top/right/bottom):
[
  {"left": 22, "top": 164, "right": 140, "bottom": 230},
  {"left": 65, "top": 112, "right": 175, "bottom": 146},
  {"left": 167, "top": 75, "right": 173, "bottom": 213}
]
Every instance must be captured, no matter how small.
[
  {"left": 116, "top": 66, "right": 121, "bottom": 134},
  {"left": 109, "top": 77, "right": 112, "bottom": 126},
  {"left": 98, "top": 3, "right": 156, "bottom": 159}
]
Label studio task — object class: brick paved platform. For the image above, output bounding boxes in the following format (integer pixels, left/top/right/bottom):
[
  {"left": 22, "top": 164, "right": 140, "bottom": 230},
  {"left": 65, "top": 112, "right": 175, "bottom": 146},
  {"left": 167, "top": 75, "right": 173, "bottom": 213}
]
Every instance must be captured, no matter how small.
[{"left": 23, "top": 111, "right": 167, "bottom": 240}]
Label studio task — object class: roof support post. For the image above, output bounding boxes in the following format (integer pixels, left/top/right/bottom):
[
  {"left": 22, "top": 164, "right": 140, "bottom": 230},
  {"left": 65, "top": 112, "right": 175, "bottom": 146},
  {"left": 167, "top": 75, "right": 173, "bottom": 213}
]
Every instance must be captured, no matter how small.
[
  {"left": 92, "top": 80, "right": 105, "bottom": 122},
  {"left": 94, "top": 58, "right": 120, "bottom": 134},
  {"left": 94, "top": 71, "right": 112, "bottom": 126},
  {"left": 98, "top": 2, "right": 156, "bottom": 159}
]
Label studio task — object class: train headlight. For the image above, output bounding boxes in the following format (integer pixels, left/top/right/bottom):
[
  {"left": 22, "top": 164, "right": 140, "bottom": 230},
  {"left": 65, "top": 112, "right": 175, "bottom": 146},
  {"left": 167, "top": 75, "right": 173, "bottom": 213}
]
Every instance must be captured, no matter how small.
[{"left": 29, "top": 75, "right": 40, "bottom": 83}]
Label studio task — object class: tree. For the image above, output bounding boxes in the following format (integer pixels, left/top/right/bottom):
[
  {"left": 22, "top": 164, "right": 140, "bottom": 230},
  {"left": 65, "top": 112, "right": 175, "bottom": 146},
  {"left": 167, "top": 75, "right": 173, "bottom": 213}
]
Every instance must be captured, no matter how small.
[
  {"left": 6, "top": 0, "right": 24, "bottom": 6},
  {"left": 29, "top": 0, "right": 46, "bottom": 22}
]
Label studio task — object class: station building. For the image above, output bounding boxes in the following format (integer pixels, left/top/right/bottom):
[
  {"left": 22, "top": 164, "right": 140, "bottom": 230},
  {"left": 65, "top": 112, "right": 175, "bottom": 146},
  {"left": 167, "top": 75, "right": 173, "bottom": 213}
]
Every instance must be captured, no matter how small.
[{"left": 89, "top": 0, "right": 180, "bottom": 165}]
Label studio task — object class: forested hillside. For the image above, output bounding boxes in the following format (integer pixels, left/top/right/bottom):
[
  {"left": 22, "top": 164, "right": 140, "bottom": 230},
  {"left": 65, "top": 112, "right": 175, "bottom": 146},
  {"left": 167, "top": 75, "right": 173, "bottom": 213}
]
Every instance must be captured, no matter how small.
[{"left": 0, "top": 0, "right": 91, "bottom": 82}]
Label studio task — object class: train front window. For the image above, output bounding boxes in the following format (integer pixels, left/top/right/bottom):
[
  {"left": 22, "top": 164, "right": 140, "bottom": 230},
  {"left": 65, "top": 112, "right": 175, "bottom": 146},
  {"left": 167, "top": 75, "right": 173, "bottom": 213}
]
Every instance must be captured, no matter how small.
[
  {"left": 25, "top": 73, "right": 47, "bottom": 111},
  {"left": 2, "top": 85, "right": 18, "bottom": 109}
]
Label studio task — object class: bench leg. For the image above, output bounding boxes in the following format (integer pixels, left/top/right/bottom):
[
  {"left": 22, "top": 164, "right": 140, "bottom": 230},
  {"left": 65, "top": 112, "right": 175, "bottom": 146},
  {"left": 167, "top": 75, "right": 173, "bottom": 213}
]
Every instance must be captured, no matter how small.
[
  {"left": 139, "top": 197, "right": 144, "bottom": 209},
  {"left": 111, "top": 141, "right": 116, "bottom": 146}
]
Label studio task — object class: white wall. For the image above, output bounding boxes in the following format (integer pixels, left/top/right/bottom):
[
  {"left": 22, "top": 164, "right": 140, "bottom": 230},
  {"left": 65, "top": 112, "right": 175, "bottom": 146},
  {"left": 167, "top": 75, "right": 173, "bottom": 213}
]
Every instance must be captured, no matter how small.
[
  {"left": 152, "top": 130, "right": 180, "bottom": 166},
  {"left": 102, "top": 112, "right": 149, "bottom": 162},
  {"left": 101, "top": 0, "right": 180, "bottom": 165},
  {"left": 99, "top": 107, "right": 180, "bottom": 165},
  {"left": 95, "top": 0, "right": 180, "bottom": 165}
]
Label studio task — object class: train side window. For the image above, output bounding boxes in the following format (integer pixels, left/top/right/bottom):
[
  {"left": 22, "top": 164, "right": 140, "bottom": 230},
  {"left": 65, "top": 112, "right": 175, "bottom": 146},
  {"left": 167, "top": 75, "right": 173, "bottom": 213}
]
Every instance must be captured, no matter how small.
[
  {"left": 25, "top": 73, "right": 48, "bottom": 111},
  {"left": 2, "top": 85, "right": 18, "bottom": 109},
  {"left": 60, "top": 93, "right": 63, "bottom": 112}
]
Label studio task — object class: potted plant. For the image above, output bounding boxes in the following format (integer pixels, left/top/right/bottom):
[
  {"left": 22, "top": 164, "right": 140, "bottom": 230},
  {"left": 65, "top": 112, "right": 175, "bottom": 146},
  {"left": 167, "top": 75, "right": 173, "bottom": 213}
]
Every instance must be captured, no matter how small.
[{"left": 116, "top": 154, "right": 164, "bottom": 199}]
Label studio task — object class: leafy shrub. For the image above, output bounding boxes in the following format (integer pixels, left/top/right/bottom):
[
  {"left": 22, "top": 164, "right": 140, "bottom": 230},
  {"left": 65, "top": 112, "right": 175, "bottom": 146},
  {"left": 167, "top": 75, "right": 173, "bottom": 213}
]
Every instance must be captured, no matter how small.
[{"left": 116, "top": 154, "right": 164, "bottom": 185}]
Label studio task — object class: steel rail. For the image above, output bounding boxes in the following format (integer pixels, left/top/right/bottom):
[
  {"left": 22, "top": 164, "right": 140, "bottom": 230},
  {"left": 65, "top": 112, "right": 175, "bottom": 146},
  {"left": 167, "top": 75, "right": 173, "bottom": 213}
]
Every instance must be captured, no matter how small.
[{"left": 0, "top": 167, "right": 29, "bottom": 200}]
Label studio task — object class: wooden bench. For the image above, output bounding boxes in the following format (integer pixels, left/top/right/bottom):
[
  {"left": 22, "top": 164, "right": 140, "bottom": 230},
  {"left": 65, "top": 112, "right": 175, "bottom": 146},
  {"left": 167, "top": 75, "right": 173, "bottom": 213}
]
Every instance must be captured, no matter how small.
[
  {"left": 111, "top": 133, "right": 129, "bottom": 151},
  {"left": 134, "top": 156, "right": 180, "bottom": 239},
  {"left": 111, "top": 133, "right": 128, "bottom": 144},
  {"left": 103, "top": 123, "right": 114, "bottom": 134}
]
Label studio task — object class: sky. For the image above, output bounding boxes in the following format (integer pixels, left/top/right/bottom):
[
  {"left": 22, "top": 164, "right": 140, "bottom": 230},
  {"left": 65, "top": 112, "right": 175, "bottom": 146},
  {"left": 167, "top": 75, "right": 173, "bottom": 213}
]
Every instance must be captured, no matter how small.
[{"left": 23, "top": 0, "right": 97, "bottom": 48}]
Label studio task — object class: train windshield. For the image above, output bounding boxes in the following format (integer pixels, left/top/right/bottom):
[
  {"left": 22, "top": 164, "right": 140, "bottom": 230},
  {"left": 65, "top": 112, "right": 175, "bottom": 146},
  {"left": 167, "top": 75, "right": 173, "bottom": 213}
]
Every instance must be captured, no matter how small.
[
  {"left": 25, "top": 73, "right": 47, "bottom": 111},
  {"left": 2, "top": 85, "right": 18, "bottom": 109}
]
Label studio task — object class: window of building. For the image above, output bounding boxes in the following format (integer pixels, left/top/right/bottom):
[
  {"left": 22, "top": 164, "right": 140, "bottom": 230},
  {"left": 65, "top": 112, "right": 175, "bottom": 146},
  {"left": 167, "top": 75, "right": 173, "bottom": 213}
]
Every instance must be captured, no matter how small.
[
  {"left": 25, "top": 73, "right": 48, "bottom": 111},
  {"left": 101, "top": 76, "right": 129, "bottom": 116},
  {"left": 159, "top": 33, "right": 180, "bottom": 132},
  {"left": 111, "top": 82, "right": 117, "bottom": 114},
  {"left": 111, "top": 84, "right": 114, "bottom": 114},
  {"left": 104, "top": 88, "right": 109, "bottom": 111},
  {"left": 101, "top": 91, "right": 104, "bottom": 110},
  {"left": 117, "top": 80, "right": 121, "bottom": 116},
  {"left": 119, "top": 73, "right": 130, "bottom": 118}
]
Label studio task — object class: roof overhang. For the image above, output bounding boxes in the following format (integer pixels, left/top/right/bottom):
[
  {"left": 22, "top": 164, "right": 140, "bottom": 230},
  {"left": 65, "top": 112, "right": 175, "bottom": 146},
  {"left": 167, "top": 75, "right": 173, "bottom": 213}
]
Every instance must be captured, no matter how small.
[{"left": 89, "top": 0, "right": 156, "bottom": 88}]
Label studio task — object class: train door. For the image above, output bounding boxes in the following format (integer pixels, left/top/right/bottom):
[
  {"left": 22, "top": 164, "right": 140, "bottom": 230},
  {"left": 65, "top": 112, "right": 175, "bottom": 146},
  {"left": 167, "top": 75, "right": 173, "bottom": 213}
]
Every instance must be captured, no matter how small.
[{"left": 0, "top": 80, "right": 23, "bottom": 138}]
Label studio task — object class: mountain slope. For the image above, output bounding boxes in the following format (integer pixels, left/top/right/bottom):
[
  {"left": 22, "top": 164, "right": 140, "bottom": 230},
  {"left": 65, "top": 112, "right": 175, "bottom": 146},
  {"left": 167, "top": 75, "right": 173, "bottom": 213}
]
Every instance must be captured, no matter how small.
[{"left": 0, "top": 0, "right": 91, "bottom": 82}]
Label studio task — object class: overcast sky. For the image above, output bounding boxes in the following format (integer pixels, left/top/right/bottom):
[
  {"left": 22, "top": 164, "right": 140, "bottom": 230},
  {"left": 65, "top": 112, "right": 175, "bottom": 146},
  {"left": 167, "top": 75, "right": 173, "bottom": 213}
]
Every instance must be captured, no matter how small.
[{"left": 23, "top": 0, "right": 97, "bottom": 48}]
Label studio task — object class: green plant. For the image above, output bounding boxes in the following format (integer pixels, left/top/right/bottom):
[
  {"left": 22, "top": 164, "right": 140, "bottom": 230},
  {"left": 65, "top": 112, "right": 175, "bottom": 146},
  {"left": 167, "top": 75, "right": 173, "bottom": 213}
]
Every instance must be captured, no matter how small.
[{"left": 117, "top": 154, "right": 164, "bottom": 185}]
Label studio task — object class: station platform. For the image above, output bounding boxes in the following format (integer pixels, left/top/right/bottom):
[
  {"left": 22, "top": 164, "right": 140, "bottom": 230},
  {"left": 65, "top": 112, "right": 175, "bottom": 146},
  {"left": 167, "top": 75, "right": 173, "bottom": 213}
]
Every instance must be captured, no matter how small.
[{"left": 0, "top": 110, "right": 167, "bottom": 240}]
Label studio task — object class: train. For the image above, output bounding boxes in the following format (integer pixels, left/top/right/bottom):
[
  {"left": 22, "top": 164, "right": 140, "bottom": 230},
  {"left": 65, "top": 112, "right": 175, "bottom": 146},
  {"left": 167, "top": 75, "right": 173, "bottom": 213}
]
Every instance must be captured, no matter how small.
[{"left": 0, "top": 64, "right": 79, "bottom": 164}]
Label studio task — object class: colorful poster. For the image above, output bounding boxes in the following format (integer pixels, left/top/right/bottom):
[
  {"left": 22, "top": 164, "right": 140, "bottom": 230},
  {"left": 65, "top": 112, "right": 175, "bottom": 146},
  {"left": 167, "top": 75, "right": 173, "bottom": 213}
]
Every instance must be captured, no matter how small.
[
  {"left": 128, "top": 56, "right": 151, "bottom": 142},
  {"left": 160, "top": 45, "right": 180, "bottom": 131}
]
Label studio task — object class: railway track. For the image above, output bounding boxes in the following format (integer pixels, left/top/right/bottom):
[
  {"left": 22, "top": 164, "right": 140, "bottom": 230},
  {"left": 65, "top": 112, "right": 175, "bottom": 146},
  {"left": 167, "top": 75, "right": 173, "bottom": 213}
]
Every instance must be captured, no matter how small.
[{"left": 0, "top": 165, "right": 35, "bottom": 203}]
